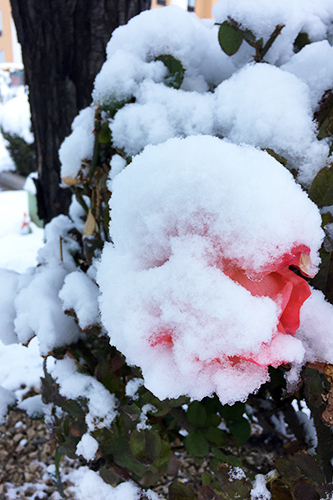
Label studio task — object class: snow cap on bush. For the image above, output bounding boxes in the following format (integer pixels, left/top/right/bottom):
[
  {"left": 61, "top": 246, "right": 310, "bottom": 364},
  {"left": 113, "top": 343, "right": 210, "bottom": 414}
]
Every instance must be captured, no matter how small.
[
  {"left": 98, "top": 136, "right": 323, "bottom": 404},
  {"left": 93, "top": 6, "right": 234, "bottom": 106},
  {"left": 214, "top": 63, "right": 328, "bottom": 186},
  {"left": 59, "top": 106, "right": 95, "bottom": 182},
  {"left": 88, "top": 4, "right": 329, "bottom": 184},
  {"left": 212, "top": 0, "right": 333, "bottom": 66}
]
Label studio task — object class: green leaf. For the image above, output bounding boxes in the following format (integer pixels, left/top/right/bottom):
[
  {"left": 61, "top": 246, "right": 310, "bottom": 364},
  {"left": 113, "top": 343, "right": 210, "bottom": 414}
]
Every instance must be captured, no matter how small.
[
  {"left": 99, "top": 466, "right": 122, "bottom": 486},
  {"left": 293, "top": 32, "right": 311, "bottom": 54},
  {"left": 264, "top": 148, "right": 287, "bottom": 166},
  {"left": 212, "top": 448, "right": 243, "bottom": 468},
  {"left": 153, "top": 439, "right": 171, "bottom": 468},
  {"left": 201, "top": 472, "right": 211, "bottom": 486},
  {"left": 202, "top": 395, "right": 224, "bottom": 415},
  {"left": 216, "top": 463, "right": 252, "bottom": 500},
  {"left": 219, "top": 402, "right": 245, "bottom": 421},
  {"left": 61, "top": 399, "right": 86, "bottom": 420},
  {"left": 206, "top": 413, "right": 221, "bottom": 427},
  {"left": 314, "top": 90, "right": 333, "bottom": 141},
  {"left": 167, "top": 395, "right": 191, "bottom": 408},
  {"left": 270, "top": 481, "right": 293, "bottom": 500},
  {"left": 198, "top": 485, "right": 224, "bottom": 499},
  {"left": 292, "top": 481, "right": 321, "bottom": 500},
  {"left": 155, "top": 54, "right": 185, "bottom": 89},
  {"left": 169, "top": 481, "right": 197, "bottom": 500},
  {"left": 204, "top": 427, "right": 227, "bottom": 447},
  {"left": 100, "top": 96, "right": 135, "bottom": 119},
  {"left": 100, "top": 431, "right": 129, "bottom": 457},
  {"left": 309, "top": 166, "right": 333, "bottom": 207},
  {"left": 275, "top": 456, "right": 305, "bottom": 486},
  {"left": 98, "top": 122, "right": 111, "bottom": 144},
  {"left": 293, "top": 451, "right": 325, "bottom": 485},
  {"left": 57, "top": 436, "right": 79, "bottom": 460},
  {"left": 187, "top": 401, "right": 208, "bottom": 427},
  {"left": 229, "top": 417, "right": 251, "bottom": 446},
  {"left": 303, "top": 368, "right": 333, "bottom": 482},
  {"left": 322, "top": 212, "right": 333, "bottom": 228},
  {"left": 129, "top": 429, "right": 162, "bottom": 462},
  {"left": 318, "top": 108, "right": 333, "bottom": 140},
  {"left": 184, "top": 430, "right": 210, "bottom": 457},
  {"left": 218, "top": 21, "right": 243, "bottom": 56},
  {"left": 310, "top": 249, "right": 332, "bottom": 299}
]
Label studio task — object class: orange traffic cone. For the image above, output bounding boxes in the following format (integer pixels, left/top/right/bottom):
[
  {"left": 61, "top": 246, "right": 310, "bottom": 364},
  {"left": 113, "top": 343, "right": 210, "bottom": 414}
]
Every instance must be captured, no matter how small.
[{"left": 21, "top": 212, "right": 32, "bottom": 234}]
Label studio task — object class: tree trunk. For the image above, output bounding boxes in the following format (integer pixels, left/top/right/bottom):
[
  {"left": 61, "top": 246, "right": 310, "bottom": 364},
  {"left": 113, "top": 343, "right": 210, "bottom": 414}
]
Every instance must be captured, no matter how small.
[{"left": 10, "top": 0, "right": 150, "bottom": 224}]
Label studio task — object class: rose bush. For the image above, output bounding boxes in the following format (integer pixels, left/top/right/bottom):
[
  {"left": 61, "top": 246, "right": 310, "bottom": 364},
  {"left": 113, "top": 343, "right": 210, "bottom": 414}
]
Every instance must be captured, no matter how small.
[
  {"left": 98, "top": 136, "right": 324, "bottom": 404},
  {"left": 3, "top": 2, "right": 333, "bottom": 495}
]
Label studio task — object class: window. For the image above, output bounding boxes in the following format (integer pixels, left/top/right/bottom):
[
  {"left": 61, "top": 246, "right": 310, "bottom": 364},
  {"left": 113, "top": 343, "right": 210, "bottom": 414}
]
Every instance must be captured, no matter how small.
[
  {"left": 187, "top": 0, "right": 195, "bottom": 11},
  {"left": 157, "top": 0, "right": 166, "bottom": 5},
  {"left": 0, "top": 50, "right": 5, "bottom": 63},
  {"left": 0, "top": 11, "right": 3, "bottom": 37}
]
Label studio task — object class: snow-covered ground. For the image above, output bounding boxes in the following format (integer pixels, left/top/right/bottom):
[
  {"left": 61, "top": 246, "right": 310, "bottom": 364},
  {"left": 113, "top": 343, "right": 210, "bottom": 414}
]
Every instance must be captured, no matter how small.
[{"left": 0, "top": 190, "right": 44, "bottom": 396}]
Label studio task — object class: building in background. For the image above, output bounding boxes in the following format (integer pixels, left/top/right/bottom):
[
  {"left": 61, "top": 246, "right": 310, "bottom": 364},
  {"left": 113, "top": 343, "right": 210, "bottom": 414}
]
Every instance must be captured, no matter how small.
[
  {"left": 151, "top": 0, "right": 218, "bottom": 19},
  {"left": 0, "top": 0, "right": 22, "bottom": 64}
]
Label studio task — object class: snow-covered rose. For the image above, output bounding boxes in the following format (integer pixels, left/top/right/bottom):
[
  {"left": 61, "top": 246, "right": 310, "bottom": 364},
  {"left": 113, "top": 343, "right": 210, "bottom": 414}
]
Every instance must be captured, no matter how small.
[{"left": 98, "top": 136, "right": 323, "bottom": 404}]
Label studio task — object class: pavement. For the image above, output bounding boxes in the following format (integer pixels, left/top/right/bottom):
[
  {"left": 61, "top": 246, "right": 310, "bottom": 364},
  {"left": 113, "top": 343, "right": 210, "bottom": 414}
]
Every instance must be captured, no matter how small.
[{"left": 0, "top": 171, "right": 26, "bottom": 191}]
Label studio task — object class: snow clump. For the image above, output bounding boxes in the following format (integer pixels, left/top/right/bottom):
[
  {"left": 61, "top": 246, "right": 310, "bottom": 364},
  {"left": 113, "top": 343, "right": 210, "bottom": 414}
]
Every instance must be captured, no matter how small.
[
  {"left": 80, "top": 3, "right": 331, "bottom": 186},
  {"left": 98, "top": 136, "right": 324, "bottom": 404}
]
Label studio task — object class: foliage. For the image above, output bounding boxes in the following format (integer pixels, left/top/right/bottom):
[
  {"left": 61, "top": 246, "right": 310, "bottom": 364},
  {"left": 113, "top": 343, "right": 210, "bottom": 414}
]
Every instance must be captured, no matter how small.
[{"left": 2, "top": 130, "right": 36, "bottom": 177}]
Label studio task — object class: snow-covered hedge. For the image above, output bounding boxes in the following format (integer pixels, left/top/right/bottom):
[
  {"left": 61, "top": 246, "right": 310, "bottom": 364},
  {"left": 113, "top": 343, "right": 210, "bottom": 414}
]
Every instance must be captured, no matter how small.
[{"left": 4, "top": 1, "right": 333, "bottom": 498}]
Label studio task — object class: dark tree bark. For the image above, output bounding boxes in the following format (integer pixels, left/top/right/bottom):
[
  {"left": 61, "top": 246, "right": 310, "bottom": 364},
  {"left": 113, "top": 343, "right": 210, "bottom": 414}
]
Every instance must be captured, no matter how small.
[{"left": 10, "top": 0, "right": 150, "bottom": 224}]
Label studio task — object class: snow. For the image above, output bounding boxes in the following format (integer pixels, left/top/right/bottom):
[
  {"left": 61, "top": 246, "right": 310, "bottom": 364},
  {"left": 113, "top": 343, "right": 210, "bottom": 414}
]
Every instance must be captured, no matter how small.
[
  {"left": 76, "top": 433, "right": 99, "bottom": 461},
  {"left": 14, "top": 264, "right": 81, "bottom": 353},
  {"left": 111, "top": 81, "right": 216, "bottom": 157},
  {"left": 0, "top": 85, "right": 33, "bottom": 144},
  {"left": 0, "top": 386, "right": 16, "bottom": 424},
  {"left": 212, "top": 0, "right": 333, "bottom": 66},
  {"left": 93, "top": 6, "right": 234, "bottom": 106},
  {"left": 228, "top": 467, "right": 246, "bottom": 480},
  {"left": 59, "top": 270, "right": 100, "bottom": 329},
  {"left": 0, "top": 268, "right": 20, "bottom": 344},
  {"left": 0, "top": 190, "right": 44, "bottom": 412},
  {"left": 295, "top": 407, "right": 317, "bottom": 454},
  {"left": 137, "top": 404, "right": 157, "bottom": 430},
  {"left": 214, "top": 63, "right": 328, "bottom": 186},
  {"left": 19, "top": 394, "right": 48, "bottom": 419},
  {"left": 0, "top": 191, "right": 43, "bottom": 272},
  {"left": 297, "top": 288, "right": 333, "bottom": 364},
  {"left": 281, "top": 40, "right": 333, "bottom": 109},
  {"left": 251, "top": 474, "right": 271, "bottom": 499},
  {"left": 59, "top": 106, "right": 95, "bottom": 181},
  {"left": 98, "top": 136, "right": 322, "bottom": 404},
  {"left": 109, "top": 154, "right": 127, "bottom": 189},
  {"left": 0, "top": 81, "right": 33, "bottom": 172},
  {"left": 125, "top": 378, "right": 144, "bottom": 400},
  {"left": 50, "top": 357, "right": 118, "bottom": 433},
  {"left": 0, "top": 337, "right": 42, "bottom": 398},
  {"left": 76, "top": 470, "right": 142, "bottom": 500},
  {"left": 81, "top": 4, "right": 330, "bottom": 187}
]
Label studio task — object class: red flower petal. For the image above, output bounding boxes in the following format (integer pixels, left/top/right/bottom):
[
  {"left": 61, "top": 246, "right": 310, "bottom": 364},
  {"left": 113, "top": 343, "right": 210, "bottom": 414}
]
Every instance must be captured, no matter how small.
[
  {"left": 277, "top": 267, "right": 311, "bottom": 335},
  {"left": 226, "top": 256, "right": 311, "bottom": 336},
  {"left": 148, "top": 245, "right": 313, "bottom": 364}
]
